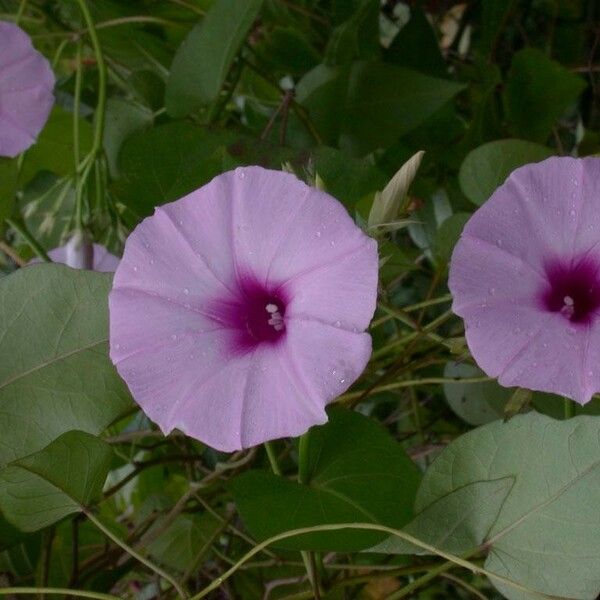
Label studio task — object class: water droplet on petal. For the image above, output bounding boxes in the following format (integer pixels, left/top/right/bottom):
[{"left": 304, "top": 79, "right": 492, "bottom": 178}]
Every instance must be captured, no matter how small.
[
  {"left": 183, "top": 288, "right": 189, "bottom": 295},
  {"left": 334, "top": 320, "right": 341, "bottom": 327}
]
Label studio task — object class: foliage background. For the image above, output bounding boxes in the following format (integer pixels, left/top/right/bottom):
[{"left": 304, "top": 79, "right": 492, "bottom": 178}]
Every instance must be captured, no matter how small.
[{"left": 1, "top": 0, "right": 600, "bottom": 599}]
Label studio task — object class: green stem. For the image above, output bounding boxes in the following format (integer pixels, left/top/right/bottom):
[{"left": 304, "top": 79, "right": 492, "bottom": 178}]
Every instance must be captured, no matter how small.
[
  {"left": 188, "top": 522, "right": 557, "bottom": 600},
  {"left": 83, "top": 509, "right": 188, "bottom": 599},
  {"left": 15, "top": 0, "right": 27, "bottom": 24},
  {"left": 386, "top": 561, "right": 455, "bottom": 599},
  {"left": 6, "top": 218, "right": 51, "bottom": 262},
  {"left": 73, "top": 40, "right": 84, "bottom": 229},
  {"left": 563, "top": 397, "right": 575, "bottom": 419},
  {"left": 73, "top": 0, "right": 107, "bottom": 159},
  {"left": 0, "top": 589, "right": 119, "bottom": 600},
  {"left": 264, "top": 441, "right": 281, "bottom": 475}
]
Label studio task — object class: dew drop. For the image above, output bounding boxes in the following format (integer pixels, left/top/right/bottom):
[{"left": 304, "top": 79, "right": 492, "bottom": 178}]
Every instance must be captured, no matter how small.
[
  {"left": 114, "top": 343, "right": 120, "bottom": 350},
  {"left": 488, "top": 287, "right": 496, "bottom": 295},
  {"left": 316, "top": 231, "right": 322, "bottom": 238},
  {"left": 569, "top": 209, "right": 577, "bottom": 218},
  {"left": 183, "top": 288, "right": 189, "bottom": 295},
  {"left": 133, "top": 266, "right": 138, "bottom": 272},
  {"left": 339, "top": 378, "right": 346, "bottom": 384},
  {"left": 496, "top": 239, "right": 503, "bottom": 247},
  {"left": 171, "top": 334, "right": 177, "bottom": 340},
  {"left": 334, "top": 320, "right": 341, "bottom": 327},
  {"left": 330, "top": 240, "right": 336, "bottom": 247},
  {"left": 514, "top": 326, "right": 521, "bottom": 334}
]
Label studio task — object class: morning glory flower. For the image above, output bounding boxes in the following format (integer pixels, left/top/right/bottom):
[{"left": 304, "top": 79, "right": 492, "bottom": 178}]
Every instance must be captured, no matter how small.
[
  {"left": 31, "top": 240, "right": 120, "bottom": 271},
  {"left": 449, "top": 157, "right": 600, "bottom": 404},
  {"left": 0, "top": 22, "right": 55, "bottom": 157},
  {"left": 109, "top": 167, "right": 378, "bottom": 451}
]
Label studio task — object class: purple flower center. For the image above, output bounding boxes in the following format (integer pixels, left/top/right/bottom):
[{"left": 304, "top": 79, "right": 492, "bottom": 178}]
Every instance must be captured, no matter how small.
[
  {"left": 541, "top": 257, "right": 600, "bottom": 325},
  {"left": 207, "top": 276, "right": 288, "bottom": 353}
]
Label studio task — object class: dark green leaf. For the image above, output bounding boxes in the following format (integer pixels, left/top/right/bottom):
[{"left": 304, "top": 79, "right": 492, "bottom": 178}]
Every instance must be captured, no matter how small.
[
  {"left": 231, "top": 408, "right": 421, "bottom": 551},
  {"left": 166, "top": 0, "right": 264, "bottom": 117},
  {"left": 297, "top": 61, "right": 465, "bottom": 155},
  {"left": 0, "top": 158, "right": 18, "bottom": 222},
  {"left": 20, "top": 107, "right": 93, "bottom": 184},
  {"left": 116, "top": 122, "right": 235, "bottom": 216},
  {"left": 505, "top": 48, "right": 586, "bottom": 142},
  {"left": 459, "top": 139, "right": 553, "bottom": 206}
]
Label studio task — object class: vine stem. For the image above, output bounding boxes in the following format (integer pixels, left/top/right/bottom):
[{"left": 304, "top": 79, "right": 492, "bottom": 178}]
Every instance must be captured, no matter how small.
[
  {"left": 0, "top": 589, "right": 119, "bottom": 600},
  {"left": 73, "top": 0, "right": 106, "bottom": 160},
  {"left": 6, "top": 218, "right": 51, "bottom": 262},
  {"left": 83, "top": 509, "right": 188, "bottom": 599},
  {"left": 188, "top": 523, "right": 562, "bottom": 600}
]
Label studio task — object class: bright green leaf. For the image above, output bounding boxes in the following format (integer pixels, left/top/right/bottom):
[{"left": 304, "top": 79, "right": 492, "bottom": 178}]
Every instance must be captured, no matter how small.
[
  {"left": 0, "top": 265, "right": 131, "bottom": 468},
  {"left": 459, "top": 139, "right": 553, "bottom": 206},
  {"left": 231, "top": 408, "right": 421, "bottom": 552}
]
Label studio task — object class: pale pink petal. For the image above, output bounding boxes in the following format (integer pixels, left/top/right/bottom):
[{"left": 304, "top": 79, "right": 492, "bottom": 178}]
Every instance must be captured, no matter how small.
[
  {"left": 30, "top": 243, "right": 120, "bottom": 272},
  {"left": 0, "top": 22, "right": 54, "bottom": 157},
  {"left": 450, "top": 156, "right": 600, "bottom": 404},
  {"left": 110, "top": 167, "right": 379, "bottom": 450}
]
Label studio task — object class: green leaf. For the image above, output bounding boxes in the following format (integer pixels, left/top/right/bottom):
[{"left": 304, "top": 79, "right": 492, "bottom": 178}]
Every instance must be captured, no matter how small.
[
  {"left": 434, "top": 212, "right": 470, "bottom": 265},
  {"left": 409, "top": 413, "right": 600, "bottom": 600},
  {"left": 0, "top": 265, "right": 131, "bottom": 468},
  {"left": 297, "top": 61, "right": 465, "bottom": 155},
  {"left": 166, "top": 0, "right": 264, "bottom": 117},
  {"left": 459, "top": 139, "right": 553, "bottom": 206},
  {"left": 0, "top": 431, "right": 112, "bottom": 532},
  {"left": 385, "top": 6, "right": 446, "bottom": 77},
  {"left": 103, "top": 98, "right": 153, "bottom": 177},
  {"left": 370, "top": 478, "right": 514, "bottom": 555},
  {"left": 231, "top": 408, "right": 421, "bottom": 552},
  {"left": 116, "top": 122, "right": 235, "bottom": 217},
  {"left": 324, "top": 0, "right": 379, "bottom": 66},
  {"left": 0, "top": 158, "right": 18, "bottom": 222},
  {"left": 312, "top": 146, "right": 386, "bottom": 209},
  {"left": 146, "top": 513, "right": 222, "bottom": 573},
  {"left": 443, "top": 363, "right": 509, "bottom": 425},
  {"left": 505, "top": 48, "right": 587, "bottom": 143},
  {"left": 20, "top": 107, "right": 93, "bottom": 184}
]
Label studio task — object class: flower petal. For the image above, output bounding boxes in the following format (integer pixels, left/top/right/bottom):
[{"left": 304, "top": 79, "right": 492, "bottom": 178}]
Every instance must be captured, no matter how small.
[
  {"left": 284, "top": 240, "right": 378, "bottom": 331},
  {"left": 0, "top": 23, "right": 54, "bottom": 157},
  {"left": 284, "top": 318, "right": 372, "bottom": 405}
]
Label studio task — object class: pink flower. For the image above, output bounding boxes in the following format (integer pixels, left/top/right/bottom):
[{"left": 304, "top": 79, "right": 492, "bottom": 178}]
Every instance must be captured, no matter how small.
[
  {"left": 0, "top": 21, "right": 55, "bottom": 158},
  {"left": 109, "top": 167, "right": 378, "bottom": 451},
  {"left": 31, "top": 240, "right": 120, "bottom": 272},
  {"left": 449, "top": 157, "right": 600, "bottom": 404}
]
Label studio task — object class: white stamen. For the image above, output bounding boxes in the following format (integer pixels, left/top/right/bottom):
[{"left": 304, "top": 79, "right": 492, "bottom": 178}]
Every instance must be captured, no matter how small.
[
  {"left": 265, "top": 303, "right": 285, "bottom": 331},
  {"left": 561, "top": 295, "right": 575, "bottom": 318}
]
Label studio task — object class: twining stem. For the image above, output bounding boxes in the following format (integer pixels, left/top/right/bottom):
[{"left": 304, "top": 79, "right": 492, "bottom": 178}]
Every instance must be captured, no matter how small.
[
  {"left": 0, "top": 589, "right": 120, "bottom": 600},
  {"left": 83, "top": 509, "right": 188, "bottom": 599},
  {"left": 264, "top": 441, "right": 282, "bottom": 475},
  {"left": 73, "top": 40, "right": 84, "bottom": 229},
  {"left": 6, "top": 218, "right": 51, "bottom": 262},
  {"left": 296, "top": 432, "right": 321, "bottom": 599},
  {"left": 339, "top": 376, "right": 492, "bottom": 403},
  {"left": 188, "top": 523, "right": 561, "bottom": 600},
  {"left": 73, "top": 0, "right": 107, "bottom": 162},
  {"left": 15, "top": 0, "right": 27, "bottom": 24},
  {"left": 563, "top": 397, "right": 575, "bottom": 419},
  {"left": 386, "top": 560, "right": 456, "bottom": 599}
]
